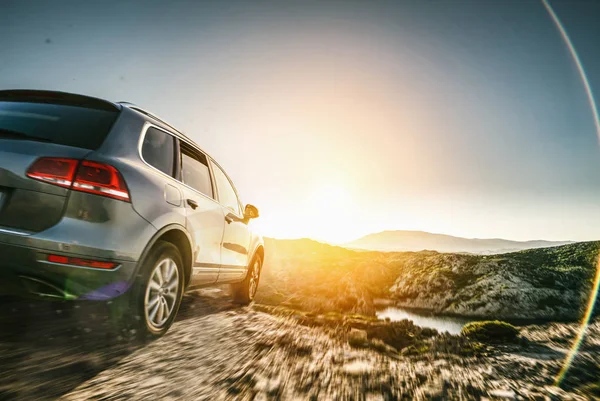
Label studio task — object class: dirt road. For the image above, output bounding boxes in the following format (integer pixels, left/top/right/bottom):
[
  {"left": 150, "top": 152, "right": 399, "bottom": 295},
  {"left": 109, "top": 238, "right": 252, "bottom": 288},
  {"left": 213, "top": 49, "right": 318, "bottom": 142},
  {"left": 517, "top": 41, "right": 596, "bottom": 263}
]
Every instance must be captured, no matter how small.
[{"left": 0, "top": 290, "right": 597, "bottom": 400}]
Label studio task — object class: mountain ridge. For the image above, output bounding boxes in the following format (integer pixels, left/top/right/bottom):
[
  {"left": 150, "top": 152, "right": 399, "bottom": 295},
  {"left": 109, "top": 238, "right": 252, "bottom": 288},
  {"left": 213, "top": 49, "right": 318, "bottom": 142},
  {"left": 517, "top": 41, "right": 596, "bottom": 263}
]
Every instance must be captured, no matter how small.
[{"left": 344, "top": 230, "right": 575, "bottom": 254}]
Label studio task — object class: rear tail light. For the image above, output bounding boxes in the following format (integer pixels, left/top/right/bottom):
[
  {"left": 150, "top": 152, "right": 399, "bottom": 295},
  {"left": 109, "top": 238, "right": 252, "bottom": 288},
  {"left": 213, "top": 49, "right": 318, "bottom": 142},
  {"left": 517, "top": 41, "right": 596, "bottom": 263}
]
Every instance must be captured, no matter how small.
[
  {"left": 47, "top": 254, "right": 119, "bottom": 269},
  {"left": 72, "top": 161, "right": 130, "bottom": 202},
  {"left": 26, "top": 158, "right": 79, "bottom": 188},
  {"left": 26, "top": 157, "right": 130, "bottom": 202}
]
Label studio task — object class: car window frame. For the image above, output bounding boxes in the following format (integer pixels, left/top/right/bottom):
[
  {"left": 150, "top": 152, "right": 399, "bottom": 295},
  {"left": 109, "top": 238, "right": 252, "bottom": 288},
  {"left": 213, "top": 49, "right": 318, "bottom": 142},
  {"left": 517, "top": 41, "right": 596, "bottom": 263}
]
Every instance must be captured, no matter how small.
[
  {"left": 137, "top": 122, "right": 218, "bottom": 204},
  {"left": 209, "top": 158, "right": 244, "bottom": 218},
  {"left": 179, "top": 140, "right": 215, "bottom": 200},
  {"left": 138, "top": 124, "right": 178, "bottom": 179}
]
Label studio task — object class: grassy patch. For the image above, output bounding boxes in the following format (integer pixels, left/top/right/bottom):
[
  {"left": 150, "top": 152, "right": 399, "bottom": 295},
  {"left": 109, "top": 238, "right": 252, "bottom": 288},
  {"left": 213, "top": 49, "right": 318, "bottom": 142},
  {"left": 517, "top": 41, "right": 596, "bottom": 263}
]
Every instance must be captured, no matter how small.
[
  {"left": 401, "top": 342, "right": 430, "bottom": 355},
  {"left": 461, "top": 320, "right": 519, "bottom": 343}
]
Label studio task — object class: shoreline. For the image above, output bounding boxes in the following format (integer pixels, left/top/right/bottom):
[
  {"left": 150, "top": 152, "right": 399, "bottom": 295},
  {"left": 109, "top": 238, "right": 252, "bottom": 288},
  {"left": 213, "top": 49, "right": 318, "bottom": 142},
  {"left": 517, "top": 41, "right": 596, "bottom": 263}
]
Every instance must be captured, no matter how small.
[{"left": 375, "top": 299, "right": 585, "bottom": 327}]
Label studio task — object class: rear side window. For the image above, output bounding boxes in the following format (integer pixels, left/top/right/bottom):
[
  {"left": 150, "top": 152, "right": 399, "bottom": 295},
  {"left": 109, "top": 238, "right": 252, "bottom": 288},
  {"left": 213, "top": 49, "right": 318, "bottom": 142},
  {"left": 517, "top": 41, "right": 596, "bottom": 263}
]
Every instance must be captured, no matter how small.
[
  {"left": 141, "top": 127, "right": 175, "bottom": 176},
  {"left": 0, "top": 101, "right": 118, "bottom": 149},
  {"left": 181, "top": 142, "right": 213, "bottom": 198}
]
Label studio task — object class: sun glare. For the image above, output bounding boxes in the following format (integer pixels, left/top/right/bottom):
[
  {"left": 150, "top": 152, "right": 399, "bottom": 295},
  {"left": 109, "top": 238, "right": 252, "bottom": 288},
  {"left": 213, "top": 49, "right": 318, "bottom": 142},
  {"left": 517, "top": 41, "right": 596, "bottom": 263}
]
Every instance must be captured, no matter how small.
[{"left": 302, "top": 183, "right": 356, "bottom": 243}]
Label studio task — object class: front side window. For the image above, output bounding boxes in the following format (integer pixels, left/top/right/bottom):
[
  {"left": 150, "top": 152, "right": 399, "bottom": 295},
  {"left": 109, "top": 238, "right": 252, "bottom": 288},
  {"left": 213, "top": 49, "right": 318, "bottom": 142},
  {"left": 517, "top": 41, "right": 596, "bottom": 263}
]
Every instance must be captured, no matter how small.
[
  {"left": 181, "top": 143, "right": 213, "bottom": 198},
  {"left": 141, "top": 127, "right": 175, "bottom": 176},
  {"left": 211, "top": 160, "right": 241, "bottom": 215}
]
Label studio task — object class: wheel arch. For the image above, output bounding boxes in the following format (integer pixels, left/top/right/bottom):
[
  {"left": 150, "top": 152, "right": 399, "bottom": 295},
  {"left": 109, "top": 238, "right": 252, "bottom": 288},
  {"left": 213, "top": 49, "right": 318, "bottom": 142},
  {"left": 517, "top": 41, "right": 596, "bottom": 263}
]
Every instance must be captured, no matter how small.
[
  {"left": 253, "top": 244, "right": 264, "bottom": 263},
  {"left": 136, "top": 224, "right": 194, "bottom": 288},
  {"left": 247, "top": 241, "right": 264, "bottom": 275}
]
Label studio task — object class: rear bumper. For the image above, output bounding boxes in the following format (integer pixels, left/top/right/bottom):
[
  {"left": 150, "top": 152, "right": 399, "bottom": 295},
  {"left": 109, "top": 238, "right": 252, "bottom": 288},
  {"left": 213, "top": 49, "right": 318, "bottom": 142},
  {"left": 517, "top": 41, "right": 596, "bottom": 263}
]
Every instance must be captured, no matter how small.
[
  {"left": 0, "top": 191, "right": 158, "bottom": 300},
  {"left": 0, "top": 239, "right": 138, "bottom": 300}
]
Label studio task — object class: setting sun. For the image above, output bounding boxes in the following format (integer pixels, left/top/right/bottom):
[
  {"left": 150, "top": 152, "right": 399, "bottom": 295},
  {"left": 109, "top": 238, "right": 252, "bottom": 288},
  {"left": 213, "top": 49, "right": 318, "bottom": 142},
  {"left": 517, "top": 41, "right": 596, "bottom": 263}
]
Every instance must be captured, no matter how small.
[{"left": 306, "top": 183, "right": 356, "bottom": 243}]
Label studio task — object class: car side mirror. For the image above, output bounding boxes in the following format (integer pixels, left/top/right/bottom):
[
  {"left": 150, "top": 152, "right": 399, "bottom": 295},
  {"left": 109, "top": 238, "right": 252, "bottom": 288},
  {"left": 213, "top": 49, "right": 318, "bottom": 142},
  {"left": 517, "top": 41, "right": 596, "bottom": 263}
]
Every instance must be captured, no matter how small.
[{"left": 244, "top": 204, "right": 259, "bottom": 220}]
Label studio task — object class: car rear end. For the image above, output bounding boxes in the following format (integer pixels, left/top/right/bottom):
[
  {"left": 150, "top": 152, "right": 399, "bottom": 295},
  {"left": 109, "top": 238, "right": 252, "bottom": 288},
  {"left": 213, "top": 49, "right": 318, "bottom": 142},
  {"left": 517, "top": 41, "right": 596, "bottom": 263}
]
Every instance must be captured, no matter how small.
[{"left": 0, "top": 90, "right": 155, "bottom": 300}]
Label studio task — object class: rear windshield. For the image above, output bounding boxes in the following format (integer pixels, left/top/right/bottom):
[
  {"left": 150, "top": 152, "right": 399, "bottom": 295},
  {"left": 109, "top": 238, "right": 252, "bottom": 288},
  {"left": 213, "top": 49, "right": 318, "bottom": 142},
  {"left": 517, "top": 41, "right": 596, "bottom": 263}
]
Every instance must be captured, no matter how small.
[{"left": 0, "top": 101, "right": 119, "bottom": 150}]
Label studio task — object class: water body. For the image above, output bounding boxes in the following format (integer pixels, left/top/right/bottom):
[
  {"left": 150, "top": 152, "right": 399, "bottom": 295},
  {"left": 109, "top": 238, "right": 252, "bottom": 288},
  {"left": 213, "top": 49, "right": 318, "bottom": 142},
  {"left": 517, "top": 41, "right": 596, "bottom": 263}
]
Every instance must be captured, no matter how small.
[{"left": 376, "top": 307, "right": 475, "bottom": 335}]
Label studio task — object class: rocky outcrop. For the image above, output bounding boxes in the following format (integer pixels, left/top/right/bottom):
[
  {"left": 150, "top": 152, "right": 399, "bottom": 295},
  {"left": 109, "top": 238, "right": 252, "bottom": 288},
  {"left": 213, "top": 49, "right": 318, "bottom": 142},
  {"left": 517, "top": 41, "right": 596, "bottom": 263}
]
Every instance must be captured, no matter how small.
[{"left": 389, "top": 242, "right": 599, "bottom": 320}]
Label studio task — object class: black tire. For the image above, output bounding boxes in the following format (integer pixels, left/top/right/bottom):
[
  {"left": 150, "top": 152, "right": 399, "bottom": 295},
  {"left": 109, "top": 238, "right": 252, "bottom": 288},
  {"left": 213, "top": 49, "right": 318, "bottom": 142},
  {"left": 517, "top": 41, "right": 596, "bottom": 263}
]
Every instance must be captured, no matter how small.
[
  {"left": 113, "top": 241, "right": 185, "bottom": 341},
  {"left": 231, "top": 254, "right": 262, "bottom": 305}
]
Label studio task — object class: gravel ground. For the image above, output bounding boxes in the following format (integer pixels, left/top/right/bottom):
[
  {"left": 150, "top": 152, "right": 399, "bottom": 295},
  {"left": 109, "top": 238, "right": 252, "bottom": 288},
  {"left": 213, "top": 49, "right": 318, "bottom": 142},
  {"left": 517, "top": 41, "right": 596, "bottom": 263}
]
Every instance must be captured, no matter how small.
[{"left": 0, "top": 290, "right": 598, "bottom": 401}]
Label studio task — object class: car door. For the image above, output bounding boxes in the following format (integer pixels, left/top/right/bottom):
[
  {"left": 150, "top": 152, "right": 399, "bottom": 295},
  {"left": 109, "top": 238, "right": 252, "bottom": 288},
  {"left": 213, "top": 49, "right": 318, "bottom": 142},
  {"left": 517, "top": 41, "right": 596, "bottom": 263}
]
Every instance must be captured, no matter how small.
[
  {"left": 209, "top": 159, "right": 251, "bottom": 282},
  {"left": 178, "top": 140, "right": 225, "bottom": 285}
]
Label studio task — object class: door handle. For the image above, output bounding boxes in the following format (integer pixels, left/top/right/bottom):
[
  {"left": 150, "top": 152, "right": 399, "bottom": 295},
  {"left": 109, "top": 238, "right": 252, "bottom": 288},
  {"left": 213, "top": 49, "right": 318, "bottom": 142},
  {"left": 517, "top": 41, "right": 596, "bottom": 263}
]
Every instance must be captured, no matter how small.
[
  {"left": 187, "top": 199, "right": 198, "bottom": 210},
  {"left": 225, "top": 214, "right": 233, "bottom": 224}
]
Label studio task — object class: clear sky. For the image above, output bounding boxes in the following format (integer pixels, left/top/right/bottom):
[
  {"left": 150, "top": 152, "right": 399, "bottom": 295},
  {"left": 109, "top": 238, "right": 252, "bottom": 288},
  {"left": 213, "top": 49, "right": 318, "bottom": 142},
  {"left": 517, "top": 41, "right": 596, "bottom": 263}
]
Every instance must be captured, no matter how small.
[{"left": 2, "top": 1, "right": 600, "bottom": 243}]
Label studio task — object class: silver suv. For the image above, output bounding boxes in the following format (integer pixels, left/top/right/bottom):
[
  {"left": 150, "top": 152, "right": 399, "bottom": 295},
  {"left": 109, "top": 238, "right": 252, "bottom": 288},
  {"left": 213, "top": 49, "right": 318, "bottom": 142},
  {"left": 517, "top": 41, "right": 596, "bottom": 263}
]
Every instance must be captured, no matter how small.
[{"left": 0, "top": 90, "right": 264, "bottom": 338}]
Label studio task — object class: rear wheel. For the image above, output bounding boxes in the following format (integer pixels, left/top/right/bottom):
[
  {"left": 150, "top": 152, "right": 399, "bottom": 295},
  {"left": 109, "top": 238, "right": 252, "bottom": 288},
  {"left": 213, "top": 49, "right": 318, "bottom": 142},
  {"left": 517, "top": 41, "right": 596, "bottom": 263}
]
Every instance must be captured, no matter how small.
[
  {"left": 143, "top": 254, "right": 181, "bottom": 331},
  {"left": 118, "top": 241, "right": 184, "bottom": 340},
  {"left": 231, "top": 254, "right": 262, "bottom": 305}
]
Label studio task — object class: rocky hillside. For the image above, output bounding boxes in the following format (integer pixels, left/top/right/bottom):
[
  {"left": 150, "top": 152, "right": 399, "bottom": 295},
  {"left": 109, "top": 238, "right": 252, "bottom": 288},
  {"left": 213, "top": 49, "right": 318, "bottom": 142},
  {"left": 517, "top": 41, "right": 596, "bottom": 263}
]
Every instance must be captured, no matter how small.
[
  {"left": 389, "top": 241, "right": 599, "bottom": 320},
  {"left": 260, "top": 238, "right": 599, "bottom": 321},
  {"left": 258, "top": 238, "right": 382, "bottom": 315}
]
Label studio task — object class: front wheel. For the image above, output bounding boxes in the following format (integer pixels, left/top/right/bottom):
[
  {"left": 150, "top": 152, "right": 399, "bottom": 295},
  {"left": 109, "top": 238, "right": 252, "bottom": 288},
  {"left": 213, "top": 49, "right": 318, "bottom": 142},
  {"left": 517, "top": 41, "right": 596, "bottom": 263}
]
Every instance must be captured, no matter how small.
[{"left": 231, "top": 254, "right": 262, "bottom": 305}]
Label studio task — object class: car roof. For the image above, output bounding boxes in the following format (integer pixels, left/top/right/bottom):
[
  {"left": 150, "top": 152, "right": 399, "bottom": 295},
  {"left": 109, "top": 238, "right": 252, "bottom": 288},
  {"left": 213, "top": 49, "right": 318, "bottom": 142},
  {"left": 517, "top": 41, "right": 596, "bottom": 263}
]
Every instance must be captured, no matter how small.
[{"left": 117, "top": 102, "right": 195, "bottom": 142}]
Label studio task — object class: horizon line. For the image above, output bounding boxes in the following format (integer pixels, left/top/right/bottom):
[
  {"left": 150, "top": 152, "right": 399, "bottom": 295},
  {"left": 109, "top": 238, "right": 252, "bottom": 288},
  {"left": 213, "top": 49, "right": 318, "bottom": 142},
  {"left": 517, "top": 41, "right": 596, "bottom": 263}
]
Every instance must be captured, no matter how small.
[{"left": 262, "top": 229, "right": 584, "bottom": 245}]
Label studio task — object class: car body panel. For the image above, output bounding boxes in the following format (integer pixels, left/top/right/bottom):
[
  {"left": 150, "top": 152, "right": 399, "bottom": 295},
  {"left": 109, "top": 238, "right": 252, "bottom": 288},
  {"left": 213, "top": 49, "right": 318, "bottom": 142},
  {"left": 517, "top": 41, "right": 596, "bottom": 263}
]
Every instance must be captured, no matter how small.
[
  {"left": 218, "top": 211, "right": 252, "bottom": 281},
  {"left": 207, "top": 158, "right": 254, "bottom": 281},
  {"left": 180, "top": 183, "right": 225, "bottom": 285}
]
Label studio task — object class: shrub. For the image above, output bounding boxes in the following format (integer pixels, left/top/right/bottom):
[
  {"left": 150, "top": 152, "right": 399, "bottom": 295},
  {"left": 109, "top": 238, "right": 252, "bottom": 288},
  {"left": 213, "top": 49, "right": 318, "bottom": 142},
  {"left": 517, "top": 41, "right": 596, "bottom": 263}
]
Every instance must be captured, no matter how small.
[
  {"left": 365, "top": 320, "right": 426, "bottom": 350},
  {"left": 461, "top": 320, "right": 519, "bottom": 343},
  {"left": 348, "top": 328, "right": 369, "bottom": 348}
]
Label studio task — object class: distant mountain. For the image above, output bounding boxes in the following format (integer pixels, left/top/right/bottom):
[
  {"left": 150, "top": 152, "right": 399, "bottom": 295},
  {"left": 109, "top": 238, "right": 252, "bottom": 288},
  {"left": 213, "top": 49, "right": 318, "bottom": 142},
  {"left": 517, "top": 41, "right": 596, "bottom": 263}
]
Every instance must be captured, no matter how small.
[{"left": 343, "top": 230, "right": 574, "bottom": 254}]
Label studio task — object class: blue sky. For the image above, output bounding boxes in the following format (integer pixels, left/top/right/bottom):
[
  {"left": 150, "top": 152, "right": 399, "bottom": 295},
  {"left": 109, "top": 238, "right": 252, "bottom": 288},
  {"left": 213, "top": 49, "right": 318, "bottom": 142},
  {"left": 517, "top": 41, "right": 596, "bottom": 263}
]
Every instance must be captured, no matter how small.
[{"left": 1, "top": 1, "right": 600, "bottom": 242}]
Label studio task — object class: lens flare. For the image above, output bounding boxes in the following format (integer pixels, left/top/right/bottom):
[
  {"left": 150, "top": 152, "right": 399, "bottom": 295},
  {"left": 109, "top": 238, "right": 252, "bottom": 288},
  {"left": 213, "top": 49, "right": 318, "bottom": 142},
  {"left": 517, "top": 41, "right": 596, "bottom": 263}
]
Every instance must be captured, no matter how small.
[
  {"left": 541, "top": 0, "right": 600, "bottom": 386},
  {"left": 542, "top": 0, "right": 600, "bottom": 141},
  {"left": 555, "top": 257, "right": 600, "bottom": 385}
]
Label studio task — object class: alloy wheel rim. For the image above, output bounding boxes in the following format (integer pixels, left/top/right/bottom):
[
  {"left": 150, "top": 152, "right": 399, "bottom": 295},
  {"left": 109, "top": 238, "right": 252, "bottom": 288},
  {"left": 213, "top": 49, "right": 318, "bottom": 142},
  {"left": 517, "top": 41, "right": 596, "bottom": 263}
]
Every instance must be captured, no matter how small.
[
  {"left": 144, "top": 257, "right": 179, "bottom": 329},
  {"left": 248, "top": 260, "right": 260, "bottom": 298}
]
